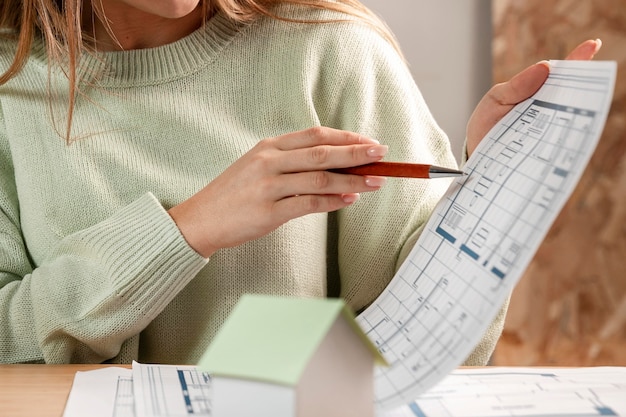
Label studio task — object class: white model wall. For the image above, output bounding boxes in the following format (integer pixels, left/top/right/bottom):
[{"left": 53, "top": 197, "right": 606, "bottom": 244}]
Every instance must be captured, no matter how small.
[{"left": 358, "top": 0, "right": 492, "bottom": 163}]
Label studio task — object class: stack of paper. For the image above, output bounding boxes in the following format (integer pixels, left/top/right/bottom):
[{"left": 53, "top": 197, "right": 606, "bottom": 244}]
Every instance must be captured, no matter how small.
[{"left": 63, "top": 364, "right": 626, "bottom": 417}]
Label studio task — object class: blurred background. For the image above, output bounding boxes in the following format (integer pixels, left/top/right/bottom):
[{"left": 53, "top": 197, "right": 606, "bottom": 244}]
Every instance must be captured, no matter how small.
[{"left": 360, "top": 0, "right": 626, "bottom": 366}]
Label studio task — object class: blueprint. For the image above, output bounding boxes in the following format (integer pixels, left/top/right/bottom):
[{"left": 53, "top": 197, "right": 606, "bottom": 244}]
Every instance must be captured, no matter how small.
[
  {"left": 132, "top": 362, "right": 211, "bottom": 417},
  {"left": 384, "top": 367, "right": 626, "bottom": 417},
  {"left": 357, "top": 60, "right": 617, "bottom": 411},
  {"left": 63, "top": 364, "right": 626, "bottom": 417},
  {"left": 62, "top": 363, "right": 213, "bottom": 417}
]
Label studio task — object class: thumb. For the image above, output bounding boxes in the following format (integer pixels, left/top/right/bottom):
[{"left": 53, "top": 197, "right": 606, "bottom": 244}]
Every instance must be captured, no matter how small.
[{"left": 490, "top": 61, "right": 550, "bottom": 106}]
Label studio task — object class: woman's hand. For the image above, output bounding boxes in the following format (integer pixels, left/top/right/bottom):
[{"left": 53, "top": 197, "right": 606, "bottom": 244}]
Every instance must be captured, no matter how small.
[
  {"left": 168, "top": 127, "right": 388, "bottom": 258},
  {"left": 465, "top": 39, "right": 603, "bottom": 157}
]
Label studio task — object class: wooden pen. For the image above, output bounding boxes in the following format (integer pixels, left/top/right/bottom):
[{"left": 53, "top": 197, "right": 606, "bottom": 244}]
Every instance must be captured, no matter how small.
[{"left": 330, "top": 162, "right": 466, "bottom": 179}]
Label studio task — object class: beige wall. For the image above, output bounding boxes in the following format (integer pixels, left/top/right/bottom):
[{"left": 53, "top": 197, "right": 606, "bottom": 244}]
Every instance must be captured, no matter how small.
[
  {"left": 492, "top": 0, "right": 626, "bottom": 366},
  {"left": 359, "top": 0, "right": 492, "bottom": 163}
]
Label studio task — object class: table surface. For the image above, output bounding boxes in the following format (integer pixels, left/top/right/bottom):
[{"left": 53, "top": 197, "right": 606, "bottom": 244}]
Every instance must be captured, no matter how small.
[{"left": 0, "top": 364, "right": 130, "bottom": 417}]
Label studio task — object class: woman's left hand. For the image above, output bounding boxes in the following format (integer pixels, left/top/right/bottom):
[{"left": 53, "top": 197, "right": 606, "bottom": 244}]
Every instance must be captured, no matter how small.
[{"left": 465, "top": 39, "right": 602, "bottom": 157}]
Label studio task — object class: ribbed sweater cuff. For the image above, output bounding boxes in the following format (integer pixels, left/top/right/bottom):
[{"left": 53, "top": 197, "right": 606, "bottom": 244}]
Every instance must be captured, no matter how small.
[{"left": 79, "top": 192, "right": 208, "bottom": 316}]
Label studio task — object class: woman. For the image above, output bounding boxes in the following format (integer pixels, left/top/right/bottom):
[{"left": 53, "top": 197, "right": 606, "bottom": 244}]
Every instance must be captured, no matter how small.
[{"left": 0, "top": 0, "right": 599, "bottom": 364}]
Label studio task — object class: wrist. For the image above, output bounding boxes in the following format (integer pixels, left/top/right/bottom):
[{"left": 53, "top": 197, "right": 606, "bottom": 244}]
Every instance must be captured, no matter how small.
[{"left": 168, "top": 203, "right": 217, "bottom": 259}]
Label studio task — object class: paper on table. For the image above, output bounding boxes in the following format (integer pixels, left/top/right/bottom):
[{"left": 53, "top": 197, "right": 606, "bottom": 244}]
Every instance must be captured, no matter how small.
[
  {"left": 132, "top": 361, "right": 211, "bottom": 417},
  {"left": 63, "top": 362, "right": 213, "bottom": 417},
  {"left": 63, "top": 364, "right": 626, "bottom": 417},
  {"left": 382, "top": 367, "right": 626, "bottom": 417},
  {"left": 357, "top": 60, "right": 618, "bottom": 411},
  {"left": 62, "top": 367, "right": 134, "bottom": 417}
]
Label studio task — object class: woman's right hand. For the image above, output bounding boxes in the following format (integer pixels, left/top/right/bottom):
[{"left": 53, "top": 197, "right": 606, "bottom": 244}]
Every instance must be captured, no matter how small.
[{"left": 168, "top": 126, "right": 388, "bottom": 258}]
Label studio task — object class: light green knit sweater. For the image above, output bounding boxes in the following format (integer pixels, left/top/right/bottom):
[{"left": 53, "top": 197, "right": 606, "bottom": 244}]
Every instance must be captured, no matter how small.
[{"left": 0, "top": 7, "right": 505, "bottom": 364}]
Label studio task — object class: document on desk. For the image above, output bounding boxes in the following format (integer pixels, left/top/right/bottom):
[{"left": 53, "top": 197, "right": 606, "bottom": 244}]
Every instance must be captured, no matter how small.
[
  {"left": 132, "top": 361, "right": 211, "bottom": 417},
  {"left": 63, "top": 362, "right": 212, "bottom": 417},
  {"left": 383, "top": 367, "right": 626, "bottom": 417},
  {"left": 356, "top": 60, "right": 618, "bottom": 411},
  {"left": 62, "top": 367, "right": 134, "bottom": 417},
  {"left": 63, "top": 364, "right": 626, "bottom": 417}
]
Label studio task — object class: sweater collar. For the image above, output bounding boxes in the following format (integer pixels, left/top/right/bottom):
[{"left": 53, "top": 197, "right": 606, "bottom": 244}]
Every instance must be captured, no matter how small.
[{"left": 76, "top": 12, "right": 245, "bottom": 87}]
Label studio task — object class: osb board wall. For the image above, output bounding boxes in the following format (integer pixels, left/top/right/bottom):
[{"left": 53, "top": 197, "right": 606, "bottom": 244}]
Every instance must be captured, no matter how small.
[{"left": 491, "top": 0, "right": 626, "bottom": 366}]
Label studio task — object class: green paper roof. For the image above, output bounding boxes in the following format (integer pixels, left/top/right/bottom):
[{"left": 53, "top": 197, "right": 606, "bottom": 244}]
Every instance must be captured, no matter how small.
[{"left": 197, "top": 294, "right": 387, "bottom": 386}]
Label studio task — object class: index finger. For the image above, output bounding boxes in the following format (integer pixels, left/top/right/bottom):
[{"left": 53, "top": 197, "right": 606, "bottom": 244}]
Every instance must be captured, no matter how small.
[{"left": 565, "top": 39, "right": 602, "bottom": 60}]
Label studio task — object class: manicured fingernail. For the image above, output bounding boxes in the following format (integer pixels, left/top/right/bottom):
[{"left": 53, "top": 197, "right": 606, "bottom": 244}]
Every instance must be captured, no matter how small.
[
  {"left": 342, "top": 193, "right": 360, "bottom": 203},
  {"left": 367, "top": 145, "right": 388, "bottom": 157},
  {"left": 536, "top": 59, "right": 550, "bottom": 67},
  {"left": 365, "top": 176, "right": 387, "bottom": 188}
]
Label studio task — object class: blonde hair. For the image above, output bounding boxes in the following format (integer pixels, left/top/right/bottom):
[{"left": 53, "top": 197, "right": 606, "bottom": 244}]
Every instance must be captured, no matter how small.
[{"left": 0, "top": 0, "right": 401, "bottom": 141}]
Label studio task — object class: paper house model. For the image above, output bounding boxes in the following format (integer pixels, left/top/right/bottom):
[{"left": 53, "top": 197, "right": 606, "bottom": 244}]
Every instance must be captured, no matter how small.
[{"left": 197, "top": 294, "right": 387, "bottom": 417}]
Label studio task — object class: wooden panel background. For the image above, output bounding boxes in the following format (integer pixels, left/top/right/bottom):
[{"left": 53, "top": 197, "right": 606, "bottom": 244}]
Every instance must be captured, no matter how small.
[{"left": 491, "top": 0, "right": 626, "bottom": 366}]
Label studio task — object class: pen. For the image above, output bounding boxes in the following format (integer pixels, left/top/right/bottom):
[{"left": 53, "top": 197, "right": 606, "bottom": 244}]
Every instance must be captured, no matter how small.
[{"left": 330, "top": 162, "right": 466, "bottom": 179}]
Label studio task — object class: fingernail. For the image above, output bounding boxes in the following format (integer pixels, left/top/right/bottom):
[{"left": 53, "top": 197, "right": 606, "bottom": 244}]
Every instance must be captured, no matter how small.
[
  {"left": 367, "top": 145, "right": 388, "bottom": 157},
  {"left": 342, "top": 193, "right": 360, "bottom": 203},
  {"left": 536, "top": 59, "right": 550, "bottom": 67},
  {"left": 365, "top": 176, "right": 387, "bottom": 188}
]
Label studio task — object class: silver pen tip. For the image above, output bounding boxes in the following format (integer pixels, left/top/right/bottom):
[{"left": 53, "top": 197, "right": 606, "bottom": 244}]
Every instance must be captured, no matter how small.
[{"left": 428, "top": 165, "right": 466, "bottom": 178}]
